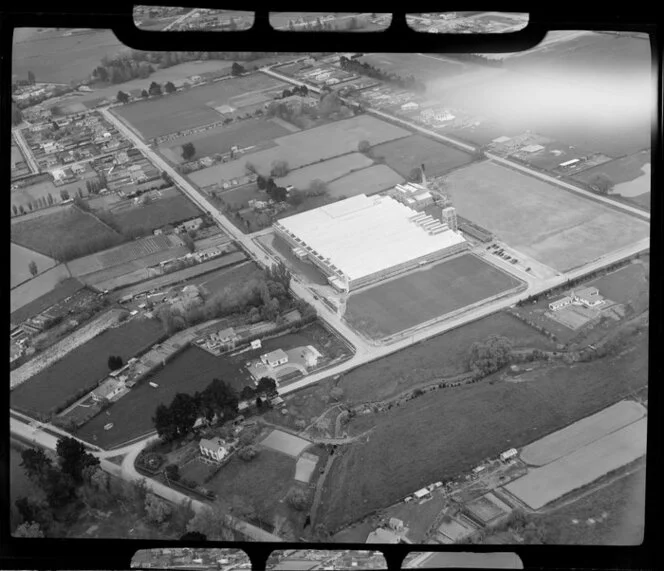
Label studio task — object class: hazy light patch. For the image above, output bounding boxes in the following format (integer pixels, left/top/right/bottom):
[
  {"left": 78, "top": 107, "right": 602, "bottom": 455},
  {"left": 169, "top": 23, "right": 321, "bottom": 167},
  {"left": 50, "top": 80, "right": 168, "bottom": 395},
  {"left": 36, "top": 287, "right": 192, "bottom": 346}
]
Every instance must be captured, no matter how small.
[{"left": 612, "top": 164, "right": 651, "bottom": 197}]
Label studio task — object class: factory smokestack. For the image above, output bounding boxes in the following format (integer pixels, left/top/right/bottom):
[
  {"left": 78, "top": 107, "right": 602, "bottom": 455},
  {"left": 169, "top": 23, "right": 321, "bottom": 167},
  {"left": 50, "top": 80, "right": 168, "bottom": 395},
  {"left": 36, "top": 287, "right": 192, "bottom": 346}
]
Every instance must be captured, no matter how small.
[{"left": 420, "top": 163, "right": 427, "bottom": 187}]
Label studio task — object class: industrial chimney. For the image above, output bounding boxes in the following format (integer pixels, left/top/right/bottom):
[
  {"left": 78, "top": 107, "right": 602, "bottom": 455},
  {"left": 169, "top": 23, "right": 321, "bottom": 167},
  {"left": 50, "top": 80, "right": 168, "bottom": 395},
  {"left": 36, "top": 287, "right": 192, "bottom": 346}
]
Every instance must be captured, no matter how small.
[{"left": 420, "top": 163, "right": 427, "bottom": 187}]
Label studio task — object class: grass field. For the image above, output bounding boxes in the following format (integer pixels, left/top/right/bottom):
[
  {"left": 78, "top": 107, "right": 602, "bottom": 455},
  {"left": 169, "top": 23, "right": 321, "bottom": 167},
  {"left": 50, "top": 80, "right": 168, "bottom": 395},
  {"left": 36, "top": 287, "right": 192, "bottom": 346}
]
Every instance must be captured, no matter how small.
[
  {"left": 12, "top": 28, "right": 128, "bottom": 83},
  {"left": 159, "top": 118, "right": 291, "bottom": 164},
  {"left": 189, "top": 115, "right": 411, "bottom": 186},
  {"left": 339, "top": 312, "right": 557, "bottom": 404},
  {"left": 10, "top": 264, "right": 74, "bottom": 315},
  {"left": 358, "top": 53, "right": 468, "bottom": 82},
  {"left": 317, "top": 328, "right": 648, "bottom": 531},
  {"left": 115, "top": 74, "right": 288, "bottom": 139},
  {"left": 11, "top": 206, "right": 123, "bottom": 259},
  {"left": 345, "top": 254, "right": 523, "bottom": 339},
  {"left": 275, "top": 153, "right": 374, "bottom": 190},
  {"left": 327, "top": 165, "right": 405, "bottom": 198},
  {"left": 10, "top": 172, "right": 97, "bottom": 212},
  {"left": 528, "top": 464, "right": 645, "bottom": 545},
  {"left": 11, "top": 242, "right": 58, "bottom": 288},
  {"left": 10, "top": 317, "right": 164, "bottom": 416},
  {"left": 110, "top": 194, "right": 203, "bottom": 234},
  {"left": 504, "top": 418, "right": 647, "bottom": 510},
  {"left": 371, "top": 135, "right": 475, "bottom": 177},
  {"left": 520, "top": 400, "right": 646, "bottom": 466},
  {"left": 443, "top": 161, "right": 650, "bottom": 272}
]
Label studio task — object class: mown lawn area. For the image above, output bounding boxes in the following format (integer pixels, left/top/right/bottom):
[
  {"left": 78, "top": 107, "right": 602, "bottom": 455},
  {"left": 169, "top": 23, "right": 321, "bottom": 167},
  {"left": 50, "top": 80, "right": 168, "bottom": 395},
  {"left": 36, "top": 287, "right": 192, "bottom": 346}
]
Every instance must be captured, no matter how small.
[
  {"left": 11, "top": 206, "right": 123, "bottom": 258},
  {"left": 318, "top": 329, "right": 648, "bottom": 532},
  {"left": 10, "top": 317, "right": 164, "bottom": 417}
]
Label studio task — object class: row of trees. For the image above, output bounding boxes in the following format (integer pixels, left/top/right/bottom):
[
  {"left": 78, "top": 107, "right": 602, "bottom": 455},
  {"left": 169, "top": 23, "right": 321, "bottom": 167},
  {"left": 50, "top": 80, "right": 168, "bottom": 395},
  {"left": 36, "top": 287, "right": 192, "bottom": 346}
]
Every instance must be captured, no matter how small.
[
  {"left": 152, "top": 376, "right": 278, "bottom": 442},
  {"left": 444, "top": 52, "right": 503, "bottom": 68},
  {"left": 339, "top": 55, "right": 427, "bottom": 93}
]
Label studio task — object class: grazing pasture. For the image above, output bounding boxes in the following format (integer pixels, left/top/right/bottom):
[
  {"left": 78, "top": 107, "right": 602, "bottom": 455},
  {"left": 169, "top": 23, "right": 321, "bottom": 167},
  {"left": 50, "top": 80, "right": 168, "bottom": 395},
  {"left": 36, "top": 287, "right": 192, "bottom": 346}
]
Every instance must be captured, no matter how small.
[
  {"left": 110, "top": 194, "right": 203, "bottom": 235},
  {"left": 189, "top": 115, "right": 411, "bottom": 186},
  {"left": 114, "top": 74, "right": 289, "bottom": 139},
  {"left": 327, "top": 165, "right": 405, "bottom": 198},
  {"left": 275, "top": 153, "right": 374, "bottom": 190},
  {"left": 443, "top": 161, "right": 650, "bottom": 272},
  {"left": 11, "top": 242, "right": 58, "bottom": 288},
  {"left": 371, "top": 135, "right": 475, "bottom": 177}
]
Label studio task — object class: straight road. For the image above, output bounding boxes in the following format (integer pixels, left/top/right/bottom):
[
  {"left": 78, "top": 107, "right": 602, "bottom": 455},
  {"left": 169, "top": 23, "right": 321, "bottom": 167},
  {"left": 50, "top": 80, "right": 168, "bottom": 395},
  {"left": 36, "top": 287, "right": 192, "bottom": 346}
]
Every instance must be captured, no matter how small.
[
  {"left": 162, "top": 9, "right": 198, "bottom": 31},
  {"left": 12, "top": 128, "right": 40, "bottom": 174}
]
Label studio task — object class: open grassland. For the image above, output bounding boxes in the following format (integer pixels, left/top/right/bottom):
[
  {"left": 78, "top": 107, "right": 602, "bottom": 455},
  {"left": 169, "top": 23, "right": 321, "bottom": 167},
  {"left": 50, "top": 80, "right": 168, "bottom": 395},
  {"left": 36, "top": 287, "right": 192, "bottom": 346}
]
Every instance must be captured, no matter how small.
[
  {"left": 10, "top": 264, "right": 74, "bottom": 315},
  {"left": 358, "top": 53, "right": 467, "bottom": 82},
  {"left": 10, "top": 317, "right": 164, "bottom": 416},
  {"left": 12, "top": 28, "right": 128, "bottom": 83},
  {"left": 317, "top": 330, "right": 647, "bottom": 531},
  {"left": 11, "top": 206, "right": 123, "bottom": 259},
  {"left": 345, "top": 254, "right": 523, "bottom": 339},
  {"left": 160, "top": 118, "right": 291, "bottom": 164},
  {"left": 115, "top": 74, "right": 288, "bottom": 139},
  {"left": 528, "top": 463, "right": 645, "bottom": 545},
  {"left": 11, "top": 242, "right": 58, "bottom": 288},
  {"left": 520, "top": 400, "right": 646, "bottom": 466},
  {"left": 443, "top": 161, "right": 650, "bottom": 272},
  {"left": 274, "top": 153, "right": 374, "bottom": 190},
  {"left": 327, "top": 165, "right": 405, "bottom": 198},
  {"left": 339, "top": 312, "right": 557, "bottom": 404},
  {"left": 111, "top": 194, "right": 203, "bottom": 234},
  {"left": 371, "top": 135, "right": 475, "bottom": 177},
  {"left": 188, "top": 115, "right": 411, "bottom": 186},
  {"left": 504, "top": 418, "right": 647, "bottom": 510}
]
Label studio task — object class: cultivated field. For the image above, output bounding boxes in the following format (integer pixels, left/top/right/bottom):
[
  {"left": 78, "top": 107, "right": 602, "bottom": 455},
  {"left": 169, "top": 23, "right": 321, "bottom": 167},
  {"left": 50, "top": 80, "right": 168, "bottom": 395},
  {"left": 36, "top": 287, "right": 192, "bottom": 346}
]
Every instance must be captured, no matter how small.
[
  {"left": 371, "top": 135, "right": 475, "bottom": 177},
  {"left": 316, "top": 329, "right": 648, "bottom": 530},
  {"left": 67, "top": 234, "right": 182, "bottom": 277},
  {"left": 10, "top": 317, "right": 164, "bottom": 416},
  {"left": 520, "top": 400, "right": 646, "bottom": 466},
  {"left": 12, "top": 28, "right": 128, "bottom": 83},
  {"left": 159, "top": 118, "right": 291, "bottom": 164},
  {"left": 274, "top": 153, "right": 374, "bottom": 189},
  {"left": 11, "top": 242, "right": 57, "bottom": 288},
  {"left": 9, "top": 309, "right": 127, "bottom": 389},
  {"left": 189, "top": 115, "right": 411, "bottom": 186},
  {"left": 10, "top": 264, "right": 74, "bottom": 315},
  {"left": 326, "top": 165, "right": 405, "bottom": 198},
  {"left": 443, "top": 161, "right": 650, "bottom": 272},
  {"left": 115, "top": 74, "right": 289, "bottom": 139},
  {"left": 345, "top": 253, "right": 524, "bottom": 339},
  {"left": 110, "top": 194, "right": 204, "bottom": 235},
  {"left": 11, "top": 206, "right": 123, "bottom": 259},
  {"left": 504, "top": 418, "right": 647, "bottom": 510}
]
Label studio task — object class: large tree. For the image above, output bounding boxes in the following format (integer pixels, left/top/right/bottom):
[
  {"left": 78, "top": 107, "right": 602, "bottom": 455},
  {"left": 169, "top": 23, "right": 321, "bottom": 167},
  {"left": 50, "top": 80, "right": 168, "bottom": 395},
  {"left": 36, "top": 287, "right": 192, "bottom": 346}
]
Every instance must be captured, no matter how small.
[
  {"left": 256, "top": 377, "right": 277, "bottom": 397},
  {"left": 181, "top": 142, "right": 196, "bottom": 161},
  {"left": 270, "top": 160, "right": 289, "bottom": 178},
  {"left": 28, "top": 260, "right": 38, "bottom": 277},
  {"left": 20, "top": 448, "right": 53, "bottom": 485},
  {"left": 148, "top": 81, "right": 162, "bottom": 96},
  {"left": 116, "top": 90, "right": 130, "bottom": 104},
  {"left": 56, "top": 436, "right": 100, "bottom": 484},
  {"left": 13, "top": 522, "right": 44, "bottom": 537},
  {"left": 186, "top": 501, "right": 235, "bottom": 541},
  {"left": 231, "top": 62, "right": 245, "bottom": 76},
  {"left": 164, "top": 81, "right": 177, "bottom": 94},
  {"left": 589, "top": 173, "right": 614, "bottom": 195},
  {"left": 469, "top": 335, "right": 513, "bottom": 376},
  {"left": 27, "top": 70, "right": 36, "bottom": 85}
]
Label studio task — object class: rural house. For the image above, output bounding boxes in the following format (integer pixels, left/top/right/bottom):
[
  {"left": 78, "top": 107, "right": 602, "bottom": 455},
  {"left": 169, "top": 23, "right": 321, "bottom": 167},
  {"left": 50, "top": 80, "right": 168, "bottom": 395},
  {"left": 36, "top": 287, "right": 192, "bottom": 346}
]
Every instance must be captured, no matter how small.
[
  {"left": 260, "top": 349, "right": 289, "bottom": 368},
  {"left": 92, "top": 378, "right": 125, "bottom": 402},
  {"left": 206, "top": 327, "right": 239, "bottom": 352},
  {"left": 199, "top": 437, "right": 231, "bottom": 463}
]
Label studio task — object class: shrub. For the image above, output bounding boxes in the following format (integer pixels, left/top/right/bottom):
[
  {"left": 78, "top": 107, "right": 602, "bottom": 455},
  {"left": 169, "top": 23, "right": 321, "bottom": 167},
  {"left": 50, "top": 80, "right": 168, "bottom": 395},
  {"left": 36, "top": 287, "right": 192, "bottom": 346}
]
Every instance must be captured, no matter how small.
[
  {"left": 286, "top": 486, "right": 310, "bottom": 511},
  {"left": 165, "top": 464, "right": 180, "bottom": 481},
  {"left": 237, "top": 445, "right": 258, "bottom": 461}
]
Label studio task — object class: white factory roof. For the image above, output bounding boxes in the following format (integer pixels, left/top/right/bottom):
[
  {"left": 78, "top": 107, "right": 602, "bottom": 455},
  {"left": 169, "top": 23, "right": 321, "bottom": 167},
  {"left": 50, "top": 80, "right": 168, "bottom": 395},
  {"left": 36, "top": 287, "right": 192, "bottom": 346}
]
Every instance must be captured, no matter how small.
[{"left": 275, "top": 194, "right": 466, "bottom": 282}]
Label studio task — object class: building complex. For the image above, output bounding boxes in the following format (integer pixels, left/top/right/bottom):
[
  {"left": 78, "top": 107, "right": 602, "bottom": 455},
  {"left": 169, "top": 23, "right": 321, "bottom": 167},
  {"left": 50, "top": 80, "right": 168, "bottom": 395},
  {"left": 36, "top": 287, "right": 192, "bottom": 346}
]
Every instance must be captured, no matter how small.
[{"left": 274, "top": 193, "right": 468, "bottom": 292}]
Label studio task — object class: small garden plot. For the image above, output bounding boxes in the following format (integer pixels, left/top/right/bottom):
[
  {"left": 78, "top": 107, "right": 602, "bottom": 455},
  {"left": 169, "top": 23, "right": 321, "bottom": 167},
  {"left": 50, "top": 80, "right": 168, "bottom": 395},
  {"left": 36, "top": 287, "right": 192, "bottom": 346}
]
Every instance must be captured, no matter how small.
[
  {"left": 11, "top": 206, "right": 123, "bottom": 260},
  {"left": 370, "top": 134, "right": 475, "bottom": 178}
]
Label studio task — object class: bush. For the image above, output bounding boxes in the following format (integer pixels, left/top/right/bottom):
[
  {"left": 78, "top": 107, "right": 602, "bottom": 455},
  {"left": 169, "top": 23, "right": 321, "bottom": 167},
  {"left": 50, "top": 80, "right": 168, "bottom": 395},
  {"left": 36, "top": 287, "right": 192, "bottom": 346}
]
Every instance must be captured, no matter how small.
[
  {"left": 286, "top": 486, "right": 310, "bottom": 511},
  {"left": 165, "top": 464, "right": 180, "bottom": 481},
  {"left": 237, "top": 445, "right": 258, "bottom": 461}
]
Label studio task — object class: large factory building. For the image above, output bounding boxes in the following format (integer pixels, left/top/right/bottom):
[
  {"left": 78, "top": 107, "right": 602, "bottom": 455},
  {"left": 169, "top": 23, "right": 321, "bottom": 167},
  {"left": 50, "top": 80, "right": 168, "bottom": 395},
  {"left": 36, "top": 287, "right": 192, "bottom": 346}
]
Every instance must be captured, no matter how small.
[{"left": 273, "top": 194, "right": 469, "bottom": 292}]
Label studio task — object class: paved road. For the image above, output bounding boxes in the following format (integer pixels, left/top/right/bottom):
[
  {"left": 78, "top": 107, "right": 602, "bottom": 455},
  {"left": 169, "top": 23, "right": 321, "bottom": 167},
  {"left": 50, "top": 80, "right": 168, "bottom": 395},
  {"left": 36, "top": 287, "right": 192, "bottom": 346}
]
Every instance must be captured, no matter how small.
[
  {"left": 162, "top": 9, "right": 198, "bottom": 31},
  {"left": 12, "top": 127, "right": 40, "bottom": 174}
]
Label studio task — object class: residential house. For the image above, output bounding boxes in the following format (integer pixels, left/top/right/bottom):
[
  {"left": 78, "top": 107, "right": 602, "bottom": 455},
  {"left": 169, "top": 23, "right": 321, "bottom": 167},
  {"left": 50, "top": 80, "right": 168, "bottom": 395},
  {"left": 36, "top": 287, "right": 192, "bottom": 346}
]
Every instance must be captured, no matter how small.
[
  {"left": 549, "top": 296, "right": 573, "bottom": 311},
  {"left": 71, "top": 163, "right": 86, "bottom": 175},
  {"left": 51, "top": 168, "right": 67, "bottom": 183},
  {"left": 401, "top": 101, "right": 420, "bottom": 111},
  {"left": 42, "top": 141, "right": 58, "bottom": 154},
  {"left": 178, "top": 217, "right": 203, "bottom": 233},
  {"left": 206, "top": 327, "right": 239, "bottom": 352},
  {"left": 572, "top": 287, "right": 604, "bottom": 308},
  {"left": 260, "top": 349, "right": 289, "bottom": 368},
  {"left": 199, "top": 437, "right": 230, "bottom": 463}
]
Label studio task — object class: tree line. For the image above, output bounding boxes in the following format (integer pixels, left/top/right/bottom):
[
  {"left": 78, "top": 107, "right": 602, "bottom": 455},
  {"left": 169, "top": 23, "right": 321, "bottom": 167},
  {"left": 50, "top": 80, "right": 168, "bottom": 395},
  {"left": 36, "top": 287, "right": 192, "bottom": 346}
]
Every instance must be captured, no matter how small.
[{"left": 339, "top": 55, "right": 427, "bottom": 93}]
